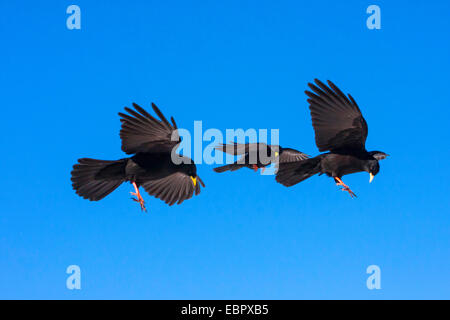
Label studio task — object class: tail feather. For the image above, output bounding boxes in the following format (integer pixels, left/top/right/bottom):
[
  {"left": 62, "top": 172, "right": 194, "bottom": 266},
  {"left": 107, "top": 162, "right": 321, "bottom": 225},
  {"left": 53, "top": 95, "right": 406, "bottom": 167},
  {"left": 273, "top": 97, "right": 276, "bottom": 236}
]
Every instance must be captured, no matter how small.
[
  {"left": 276, "top": 157, "right": 322, "bottom": 187},
  {"left": 71, "top": 158, "right": 126, "bottom": 201}
]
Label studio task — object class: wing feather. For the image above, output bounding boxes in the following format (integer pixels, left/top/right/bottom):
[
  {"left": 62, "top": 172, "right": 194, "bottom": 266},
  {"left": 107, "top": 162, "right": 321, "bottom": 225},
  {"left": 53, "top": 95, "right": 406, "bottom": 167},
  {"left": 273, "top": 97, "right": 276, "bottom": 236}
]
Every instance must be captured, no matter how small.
[
  {"left": 279, "top": 148, "right": 310, "bottom": 163},
  {"left": 306, "top": 79, "right": 368, "bottom": 152},
  {"left": 141, "top": 172, "right": 201, "bottom": 206},
  {"left": 119, "top": 103, "right": 180, "bottom": 154}
]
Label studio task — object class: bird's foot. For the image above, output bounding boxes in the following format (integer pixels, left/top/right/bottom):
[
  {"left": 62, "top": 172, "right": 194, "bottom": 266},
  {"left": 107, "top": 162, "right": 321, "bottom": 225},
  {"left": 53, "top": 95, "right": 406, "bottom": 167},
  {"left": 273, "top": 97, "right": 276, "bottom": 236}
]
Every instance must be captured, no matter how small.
[
  {"left": 260, "top": 167, "right": 266, "bottom": 174},
  {"left": 334, "top": 178, "right": 357, "bottom": 198},
  {"left": 130, "top": 192, "right": 147, "bottom": 212},
  {"left": 252, "top": 164, "right": 258, "bottom": 172},
  {"left": 339, "top": 186, "right": 357, "bottom": 198},
  {"left": 130, "top": 181, "right": 147, "bottom": 212}
]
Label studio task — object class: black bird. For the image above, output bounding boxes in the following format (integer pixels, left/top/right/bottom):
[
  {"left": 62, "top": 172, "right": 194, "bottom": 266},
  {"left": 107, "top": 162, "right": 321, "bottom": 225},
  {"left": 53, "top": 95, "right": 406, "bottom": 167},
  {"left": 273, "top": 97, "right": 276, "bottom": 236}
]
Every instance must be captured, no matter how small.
[
  {"left": 71, "top": 103, "right": 205, "bottom": 211},
  {"left": 214, "top": 142, "right": 308, "bottom": 173},
  {"left": 276, "top": 79, "right": 388, "bottom": 198}
]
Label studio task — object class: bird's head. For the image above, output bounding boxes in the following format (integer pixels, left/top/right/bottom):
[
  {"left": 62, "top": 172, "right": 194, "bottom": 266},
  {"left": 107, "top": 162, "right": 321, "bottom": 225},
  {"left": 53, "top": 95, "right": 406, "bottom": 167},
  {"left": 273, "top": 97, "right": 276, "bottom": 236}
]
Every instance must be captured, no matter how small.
[
  {"left": 184, "top": 165, "right": 205, "bottom": 189},
  {"left": 176, "top": 159, "right": 203, "bottom": 188},
  {"left": 365, "top": 160, "right": 380, "bottom": 183},
  {"left": 271, "top": 145, "right": 282, "bottom": 159},
  {"left": 184, "top": 165, "right": 198, "bottom": 186},
  {"left": 190, "top": 175, "right": 206, "bottom": 189},
  {"left": 366, "top": 151, "right": 389, "bottom": 183}
]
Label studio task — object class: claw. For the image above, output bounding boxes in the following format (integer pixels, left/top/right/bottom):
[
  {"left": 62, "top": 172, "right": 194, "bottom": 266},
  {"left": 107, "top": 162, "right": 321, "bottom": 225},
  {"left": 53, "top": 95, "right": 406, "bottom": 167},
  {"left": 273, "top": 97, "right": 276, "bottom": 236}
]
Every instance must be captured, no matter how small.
[
  {"left": 340, "top": 187, "right": 357, "bottom": 198},
  {"left": 131, "top": 182, "right": 147, "bottom": 212},
  {"left": 134, "top": 198, "right": 147, "bottom": 212},
  {"left": 334, "top": 177, "right": 357, "bottom": 199}
]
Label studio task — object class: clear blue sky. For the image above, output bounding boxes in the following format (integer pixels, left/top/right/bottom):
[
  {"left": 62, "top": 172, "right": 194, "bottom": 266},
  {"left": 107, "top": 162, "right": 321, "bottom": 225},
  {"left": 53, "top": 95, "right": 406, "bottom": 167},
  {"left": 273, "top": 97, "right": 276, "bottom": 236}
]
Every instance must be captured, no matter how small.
[{"left": 1, "top": 0, "right": 449, "bottom": 299}]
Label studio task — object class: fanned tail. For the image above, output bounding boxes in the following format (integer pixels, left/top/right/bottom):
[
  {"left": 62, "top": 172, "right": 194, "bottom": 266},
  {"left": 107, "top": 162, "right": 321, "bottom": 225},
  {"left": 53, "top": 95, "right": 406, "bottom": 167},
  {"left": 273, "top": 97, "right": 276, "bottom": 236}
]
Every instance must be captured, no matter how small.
[{"left": 71, "top": 158, "right": 127, "bottom": 201}]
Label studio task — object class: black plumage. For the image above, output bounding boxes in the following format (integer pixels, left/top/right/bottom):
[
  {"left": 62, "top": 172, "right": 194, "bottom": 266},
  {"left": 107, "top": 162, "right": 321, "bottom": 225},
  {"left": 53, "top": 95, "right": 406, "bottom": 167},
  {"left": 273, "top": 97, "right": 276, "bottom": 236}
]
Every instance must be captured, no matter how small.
[
  {"left": 276, "top": 79, "right": 388, "bottom": 197},
  {"left": 213, "top": 142, "right": 308, "bottom": 173},
  {"left": 71, "top": 103, "right": 205, "bottom": 211}
]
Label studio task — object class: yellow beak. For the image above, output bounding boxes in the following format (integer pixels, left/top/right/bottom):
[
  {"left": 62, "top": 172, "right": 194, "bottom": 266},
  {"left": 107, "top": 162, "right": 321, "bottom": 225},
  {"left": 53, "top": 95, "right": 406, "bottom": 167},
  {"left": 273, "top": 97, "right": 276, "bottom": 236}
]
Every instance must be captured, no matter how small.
[
  {"left": 275, "top": 152, "right": 279, "bottom": 157},
  {"left": 191, "top": 176, "right": 197, "bottom": 186},
  {"left": 369, "top": 173, "right": 374, "bottom": 183}
]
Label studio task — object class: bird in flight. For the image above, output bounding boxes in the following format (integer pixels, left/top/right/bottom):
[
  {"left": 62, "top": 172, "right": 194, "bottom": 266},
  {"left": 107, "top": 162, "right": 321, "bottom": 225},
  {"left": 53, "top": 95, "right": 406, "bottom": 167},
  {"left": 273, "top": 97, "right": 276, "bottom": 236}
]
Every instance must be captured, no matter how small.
[
  {"left": 276, "top": 79, "right": 388, "bottom": 198},
  {"left": 213, "top": 142, "right": 308, "bottom": 174},
  {"left": 71, "top": 103, "right": 205, "bottom": 212}
]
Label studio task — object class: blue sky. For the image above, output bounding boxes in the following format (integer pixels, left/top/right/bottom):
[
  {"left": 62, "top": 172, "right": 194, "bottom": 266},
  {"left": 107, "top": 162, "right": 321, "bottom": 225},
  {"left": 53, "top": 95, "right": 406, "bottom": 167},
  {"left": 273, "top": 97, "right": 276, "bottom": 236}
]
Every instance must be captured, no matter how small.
[{"left": 1, "top": 0, "right": 449, "bottom": 299}]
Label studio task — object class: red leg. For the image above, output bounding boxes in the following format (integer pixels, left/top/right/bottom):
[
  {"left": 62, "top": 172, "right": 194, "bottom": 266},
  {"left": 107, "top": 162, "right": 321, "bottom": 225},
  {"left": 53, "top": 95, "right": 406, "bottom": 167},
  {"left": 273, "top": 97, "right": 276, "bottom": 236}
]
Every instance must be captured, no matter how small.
[
  {"left": 252, "top": 164, "right": 258, "bottom": 172},
  {"left": 334, "top": 177, "right": 357, "bottom": 198},
  {"left": 130, "top": 182, "right": 147, "bottom": 212},
  {"left": 260, "top": 167, "right": 266, "bottom": 174}
]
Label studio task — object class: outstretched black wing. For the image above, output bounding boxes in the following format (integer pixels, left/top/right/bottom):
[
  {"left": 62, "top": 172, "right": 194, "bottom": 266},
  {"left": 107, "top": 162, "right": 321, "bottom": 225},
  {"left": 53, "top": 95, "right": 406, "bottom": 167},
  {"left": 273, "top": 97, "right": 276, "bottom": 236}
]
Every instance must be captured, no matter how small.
[
  {"left": 118, "top": 103, "right": 180, "bottom": 155},
  {"left": 141, "top": 172, "right": 202, "bottom": 206},
  {"left": 306, "top": 79, "right": 368, "bottom": 152}
]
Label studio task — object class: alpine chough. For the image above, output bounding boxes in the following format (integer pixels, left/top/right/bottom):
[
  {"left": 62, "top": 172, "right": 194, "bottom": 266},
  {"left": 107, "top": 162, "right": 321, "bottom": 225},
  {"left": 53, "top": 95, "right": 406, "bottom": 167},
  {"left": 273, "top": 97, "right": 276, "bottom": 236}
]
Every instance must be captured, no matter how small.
[
  {"left": 276, "top": 79, "right": 388, "bottom": 198},
  {"left": 214, "top": 142, "right": 308, "bottom": 173},
  {"left": 71, "top": 103, "right": 205, "bottom": 211}
]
